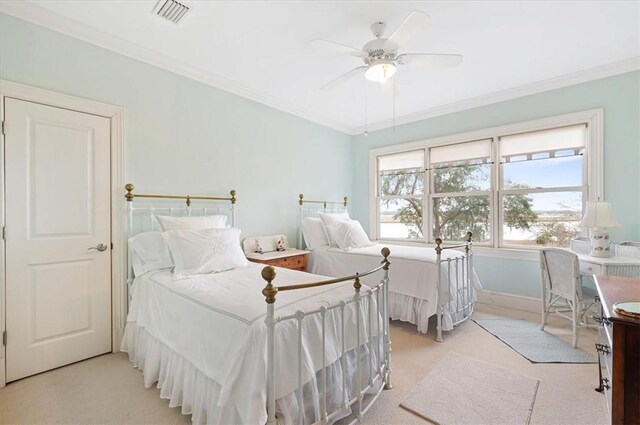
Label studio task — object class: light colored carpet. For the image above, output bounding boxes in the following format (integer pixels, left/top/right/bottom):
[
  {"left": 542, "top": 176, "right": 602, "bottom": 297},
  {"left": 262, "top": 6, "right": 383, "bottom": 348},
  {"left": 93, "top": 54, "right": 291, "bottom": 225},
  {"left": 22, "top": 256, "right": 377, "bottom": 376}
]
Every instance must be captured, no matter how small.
[
  {"left": 0, "top": 304, "right": 606, "bottom": 425},
  {"left": 400, "top": 352, "right": 539, "bottom": 425},
  {"left": 473, "top": 318, "right": 597, "bottom": 363}
]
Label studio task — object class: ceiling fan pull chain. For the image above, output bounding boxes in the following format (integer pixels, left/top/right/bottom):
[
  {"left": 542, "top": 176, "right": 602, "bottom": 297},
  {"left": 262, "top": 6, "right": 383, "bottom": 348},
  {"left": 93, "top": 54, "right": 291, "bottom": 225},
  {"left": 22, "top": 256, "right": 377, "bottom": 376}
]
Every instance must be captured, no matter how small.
[
  {"left": 393, "top": 78, "right": 396, "bottom": 132},
  {"left": 364, "top": 81, "right": 369, "bottom": 136}
]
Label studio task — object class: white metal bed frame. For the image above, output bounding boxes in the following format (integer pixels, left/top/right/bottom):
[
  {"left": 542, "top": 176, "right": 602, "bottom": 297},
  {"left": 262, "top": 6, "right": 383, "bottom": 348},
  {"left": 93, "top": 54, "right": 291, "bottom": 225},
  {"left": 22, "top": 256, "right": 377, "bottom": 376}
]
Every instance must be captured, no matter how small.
[
  {"left": 297, "top": 193, "right": 475, "bottom": 342},
  {"left": 124, "top": 185, "right": 392, "bottom": 424},
  {"left": 261, "top": 251, "right": 392, "bottom": 425},
  {"left": 124, "top": 183, "right": 237, "bottom": 306}
]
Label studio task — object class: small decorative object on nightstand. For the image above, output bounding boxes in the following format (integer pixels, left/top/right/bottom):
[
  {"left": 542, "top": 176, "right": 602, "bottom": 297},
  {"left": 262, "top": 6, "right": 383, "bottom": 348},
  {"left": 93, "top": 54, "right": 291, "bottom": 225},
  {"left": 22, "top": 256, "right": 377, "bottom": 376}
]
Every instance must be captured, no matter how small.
[
  {"left": 243, "top": 235, "right": 309, "bottom": 271},
  {"left": 276, "top": 236, "right": 286, "bottom": 252},
  {"left": 580, "top": 200, "right": 620, "bottom": 258},
  {"left": 255, "top": 239, "right": 264, "bottom": 254}
]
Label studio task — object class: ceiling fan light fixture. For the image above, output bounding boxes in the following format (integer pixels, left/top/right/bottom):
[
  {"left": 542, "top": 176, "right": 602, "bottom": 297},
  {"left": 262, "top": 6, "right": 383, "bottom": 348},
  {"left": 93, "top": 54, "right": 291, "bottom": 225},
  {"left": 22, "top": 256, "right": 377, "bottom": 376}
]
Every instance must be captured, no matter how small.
[{"left": 365, "top": 60, "right": 396, "bottom": 82}]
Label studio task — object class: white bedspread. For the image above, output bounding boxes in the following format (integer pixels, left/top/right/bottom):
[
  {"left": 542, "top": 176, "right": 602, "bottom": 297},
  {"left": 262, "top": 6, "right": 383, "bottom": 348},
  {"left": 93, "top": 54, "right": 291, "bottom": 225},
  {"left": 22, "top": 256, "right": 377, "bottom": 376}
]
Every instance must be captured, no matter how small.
[
  {"left": 123, "top": 263, "right": 378, "bottom": 425},
  {"left": 308, "top": 243, "right": 481, "bottom": 332}
]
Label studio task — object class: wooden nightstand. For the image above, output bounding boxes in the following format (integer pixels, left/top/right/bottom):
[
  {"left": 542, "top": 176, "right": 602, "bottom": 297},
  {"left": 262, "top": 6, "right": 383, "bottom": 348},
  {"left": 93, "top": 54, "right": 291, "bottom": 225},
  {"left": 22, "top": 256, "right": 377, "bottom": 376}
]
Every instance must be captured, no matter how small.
[{"left": 245, "top": 249, "right": 310, "bottom": 271}]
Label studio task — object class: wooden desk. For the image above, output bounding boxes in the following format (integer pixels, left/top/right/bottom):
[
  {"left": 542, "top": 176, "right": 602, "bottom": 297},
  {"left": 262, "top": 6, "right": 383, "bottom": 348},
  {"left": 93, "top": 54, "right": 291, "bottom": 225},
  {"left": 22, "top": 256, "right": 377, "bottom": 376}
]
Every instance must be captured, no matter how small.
[
  {"left": 575, "top": 253, "right": 640, "bottom": 278},
  {"left": 593, "top": 275, "right": 640, "bottom": 425}
]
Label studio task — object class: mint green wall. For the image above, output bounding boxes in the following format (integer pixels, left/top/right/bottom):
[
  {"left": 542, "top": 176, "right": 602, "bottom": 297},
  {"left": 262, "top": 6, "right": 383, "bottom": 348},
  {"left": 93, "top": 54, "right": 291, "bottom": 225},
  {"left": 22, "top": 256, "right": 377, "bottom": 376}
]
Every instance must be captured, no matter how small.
[
  {"left": 0, "top": 14, "right": 352, "bottom": 244},
  {"left": 351, "top": 71, "right": 640, "bottom": 298},
  {"left": 2, "top": 13, "right": 638, "bottom": 299}
]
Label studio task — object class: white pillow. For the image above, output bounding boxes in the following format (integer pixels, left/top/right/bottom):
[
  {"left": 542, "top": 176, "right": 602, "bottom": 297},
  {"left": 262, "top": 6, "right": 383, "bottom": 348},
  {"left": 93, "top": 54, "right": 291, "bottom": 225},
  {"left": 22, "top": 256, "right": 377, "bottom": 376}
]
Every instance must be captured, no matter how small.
[
  {"left": 163, "top": 228, "right": 248, "bottom": 279},
  {"left": 301, "top": 217, "right": 330, "bottom": 249},
  {"left": 129, "top": 232, "right": 173, "bottom": 276},
  {"left": 318, "top": 211, "right": 350, "bottom": 227},
  {"left": 319, "top": 211, "right": 350, "bottom": 246},
  {"left": 157, "top": 215, "right": 227, "bottom": 231},
  {"left": 325, "top": 220, "right": 374, "bottom": 250}
]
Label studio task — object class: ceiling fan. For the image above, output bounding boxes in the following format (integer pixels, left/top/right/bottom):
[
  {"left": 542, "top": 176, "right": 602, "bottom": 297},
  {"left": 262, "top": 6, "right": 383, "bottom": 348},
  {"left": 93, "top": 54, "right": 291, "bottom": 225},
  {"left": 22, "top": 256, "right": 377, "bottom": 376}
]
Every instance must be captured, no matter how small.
[{"left": 311, "top": 11, "right": 462, "bottom": 91}]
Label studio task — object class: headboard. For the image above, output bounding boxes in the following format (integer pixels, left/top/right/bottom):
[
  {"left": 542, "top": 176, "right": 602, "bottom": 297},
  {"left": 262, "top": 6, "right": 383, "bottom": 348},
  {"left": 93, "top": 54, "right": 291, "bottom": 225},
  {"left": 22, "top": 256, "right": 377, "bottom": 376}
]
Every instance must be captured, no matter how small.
[
  {"left": 124, "top": 183, "right": 237, "bottom": 306},
  {"left": 297, "top": 193, "right": 348, "bottom": 249}
]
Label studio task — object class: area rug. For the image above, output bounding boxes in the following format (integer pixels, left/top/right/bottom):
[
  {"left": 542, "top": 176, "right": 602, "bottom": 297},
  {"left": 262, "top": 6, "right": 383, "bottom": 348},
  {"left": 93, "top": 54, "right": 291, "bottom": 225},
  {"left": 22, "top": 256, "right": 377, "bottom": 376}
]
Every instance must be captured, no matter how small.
[
  {"left": 400, "top": 352, "right": 539, "bottom": 425},
  {"left": 473, "top": 318, "right": 597, "bottom": 363}
]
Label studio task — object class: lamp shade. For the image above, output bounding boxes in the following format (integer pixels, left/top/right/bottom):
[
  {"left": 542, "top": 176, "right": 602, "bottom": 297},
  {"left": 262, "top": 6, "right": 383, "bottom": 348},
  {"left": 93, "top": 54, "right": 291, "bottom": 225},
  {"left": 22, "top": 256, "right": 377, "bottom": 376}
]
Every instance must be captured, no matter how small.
[
  {"left": 365, "top": 61, "right": 396, "bottom": 82},
  {"left": 580, "top": 201, "right": 620, "bottom": 228}
]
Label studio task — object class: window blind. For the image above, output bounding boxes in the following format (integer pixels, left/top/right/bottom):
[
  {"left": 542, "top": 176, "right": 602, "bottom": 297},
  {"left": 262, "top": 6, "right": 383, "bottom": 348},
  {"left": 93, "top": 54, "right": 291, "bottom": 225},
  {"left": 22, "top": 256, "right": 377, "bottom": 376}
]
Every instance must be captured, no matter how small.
[
  {"left": 500, "top": 124, "right": 586, "bottom": 159},
  {"left": 429, "top": 139, "right": 492, "bottom": 165},
  {"left": 378, "top": 149, "right": 424, "bottom": 171}
]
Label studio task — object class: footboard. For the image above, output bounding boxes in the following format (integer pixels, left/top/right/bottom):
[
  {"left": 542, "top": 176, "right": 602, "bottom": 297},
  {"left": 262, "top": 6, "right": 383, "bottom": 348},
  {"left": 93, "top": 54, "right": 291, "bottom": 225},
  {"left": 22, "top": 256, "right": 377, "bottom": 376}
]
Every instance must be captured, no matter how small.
[
  {"left": 262, "top": 248, "right": 392, "bottom": 425},
  {"left": 434, "top": 232, "right": 475, "bottom": 342}
]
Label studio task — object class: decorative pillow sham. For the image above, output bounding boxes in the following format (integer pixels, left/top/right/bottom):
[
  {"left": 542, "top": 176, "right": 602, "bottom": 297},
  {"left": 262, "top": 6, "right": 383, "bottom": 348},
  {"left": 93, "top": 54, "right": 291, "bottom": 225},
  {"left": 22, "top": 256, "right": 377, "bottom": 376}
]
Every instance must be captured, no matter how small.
[
  {"left": 163, "top": 227, "right": 248, "bottom": 279},
  {"left": 325, "top": 220, "right": 375, "bottom": 250},
  {"left": 318, "top": 211, "right": 350, "bottom": 246},
  {"left": 157, "top": 214, "right": 227, "bottom": 231},
  {"left": 128, "top": 232, "right": 173, "bottom": 276},
  {"left": 301, "top": 217, "right": 330, "bottom": 249}
]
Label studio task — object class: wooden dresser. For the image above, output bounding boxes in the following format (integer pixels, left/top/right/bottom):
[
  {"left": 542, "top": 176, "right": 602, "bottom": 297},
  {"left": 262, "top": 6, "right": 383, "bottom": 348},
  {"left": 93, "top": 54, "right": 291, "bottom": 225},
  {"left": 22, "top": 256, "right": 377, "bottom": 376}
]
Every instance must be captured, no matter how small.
[{"left": 593, "top": 275, "right": 640, "bottom": 425}]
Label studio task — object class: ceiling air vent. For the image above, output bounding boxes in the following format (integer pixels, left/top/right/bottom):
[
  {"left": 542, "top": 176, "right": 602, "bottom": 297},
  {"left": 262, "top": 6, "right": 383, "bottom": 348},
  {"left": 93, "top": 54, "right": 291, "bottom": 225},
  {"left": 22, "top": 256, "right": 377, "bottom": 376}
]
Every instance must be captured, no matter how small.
[{"left": 153, "top": 0, "right": 189, "bottom": 24}]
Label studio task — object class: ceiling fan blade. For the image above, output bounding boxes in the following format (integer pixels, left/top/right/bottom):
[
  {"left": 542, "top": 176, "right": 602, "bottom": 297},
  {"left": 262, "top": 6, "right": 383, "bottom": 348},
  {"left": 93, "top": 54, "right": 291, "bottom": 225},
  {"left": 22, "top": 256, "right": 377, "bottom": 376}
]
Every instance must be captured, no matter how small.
[
  {"left": 397, "top": 53, "right": 463, "bottom": 67},
  {"left": 320, "top": 66, "right": 367, "bottom": 91},
  {"left": 310, "top": 39, "right": 367, "bottom": 58},
  {"left": 386, "top": 11, "right": 429, "bottom": 48}
]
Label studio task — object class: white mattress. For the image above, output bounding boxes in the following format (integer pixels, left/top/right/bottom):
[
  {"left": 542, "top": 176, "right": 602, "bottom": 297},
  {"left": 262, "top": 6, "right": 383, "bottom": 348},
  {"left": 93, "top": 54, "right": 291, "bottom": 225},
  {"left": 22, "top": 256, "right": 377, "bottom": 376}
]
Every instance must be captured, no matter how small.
[
  {"left": 308, "top": 243, "right": 481, "bottom": 331},
  {"left": 122, "top": 263, "right": 380, "bottom": 425}
]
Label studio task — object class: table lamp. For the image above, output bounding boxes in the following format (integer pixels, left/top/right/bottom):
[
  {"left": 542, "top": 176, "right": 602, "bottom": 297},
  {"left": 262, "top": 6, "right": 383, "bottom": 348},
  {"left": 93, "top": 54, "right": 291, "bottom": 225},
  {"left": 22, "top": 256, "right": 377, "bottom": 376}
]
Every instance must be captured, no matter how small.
[{"left": 580, "top": 200, "right": 620, "bottom": 257}]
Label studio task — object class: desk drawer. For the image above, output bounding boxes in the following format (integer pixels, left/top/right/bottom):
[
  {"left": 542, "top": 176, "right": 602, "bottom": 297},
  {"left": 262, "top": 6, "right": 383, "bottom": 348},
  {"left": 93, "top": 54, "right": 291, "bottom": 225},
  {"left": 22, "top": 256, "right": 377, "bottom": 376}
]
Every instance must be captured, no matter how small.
[{"left": 580, "top": 261, "right": 602, "bottom": 276}]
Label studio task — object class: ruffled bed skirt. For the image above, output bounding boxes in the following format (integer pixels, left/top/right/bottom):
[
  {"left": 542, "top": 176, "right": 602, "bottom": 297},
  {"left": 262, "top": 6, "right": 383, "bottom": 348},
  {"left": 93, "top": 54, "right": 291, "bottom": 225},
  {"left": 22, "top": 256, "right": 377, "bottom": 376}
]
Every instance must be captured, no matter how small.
[
  {"left": 122, "top": 322, "right": 246, "bottom": 424},
  {"left": 388, "top": 292, "right": 433, "bottom": 334},
  {"left": 122, "top": 322, "right": 382, "bottom": 425},
  {"left": 388, "top": 291, "right": 475, "bottom": 335}
]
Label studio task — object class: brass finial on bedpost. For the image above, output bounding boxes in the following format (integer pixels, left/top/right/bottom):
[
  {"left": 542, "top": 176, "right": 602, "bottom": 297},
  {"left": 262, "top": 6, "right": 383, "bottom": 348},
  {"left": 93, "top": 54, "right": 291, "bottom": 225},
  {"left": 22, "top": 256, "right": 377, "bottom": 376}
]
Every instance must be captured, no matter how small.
[
  {"left": 261, "top": 266, "right": 278, "bottom": 304},
  {"left": 343, "top": 196, "right": 348, "bottom": 207},
  {"left": 299, "top": 193, "right": 304, "bottom": 206},
  {"left": 435, "top": 238, "right": 443, "bottom": 255},
  {"left": 186, "top": 196, "right": 192, "bottom": 207},
  {"left": 465, "top": 231, "right": 473, "bottom": 254},
  {"left": 353, "top": 273, "right": 361, "bottom": 292},
  {"left": 381, "top": 247, "right": 391, "bottom": 270},
  {"left": 125, "top": 184, "right": 134, "bottom": 202},
  {"left": 230, "top": 190, "right": 237, "bottom": 204}
]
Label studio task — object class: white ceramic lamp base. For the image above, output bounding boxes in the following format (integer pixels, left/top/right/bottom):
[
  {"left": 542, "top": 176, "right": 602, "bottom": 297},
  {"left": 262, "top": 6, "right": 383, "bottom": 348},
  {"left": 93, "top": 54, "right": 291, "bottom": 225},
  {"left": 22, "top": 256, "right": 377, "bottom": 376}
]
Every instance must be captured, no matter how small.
[{"left": 589, "top": 227, "right": 611, "bottom": 257}]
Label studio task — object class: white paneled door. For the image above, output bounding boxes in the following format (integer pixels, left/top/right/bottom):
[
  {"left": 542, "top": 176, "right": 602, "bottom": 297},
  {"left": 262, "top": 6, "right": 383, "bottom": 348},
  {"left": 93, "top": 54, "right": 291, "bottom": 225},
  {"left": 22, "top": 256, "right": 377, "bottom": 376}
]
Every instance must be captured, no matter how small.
[{"left": 5, "top": 98, "right": 111, "bottom": 382}]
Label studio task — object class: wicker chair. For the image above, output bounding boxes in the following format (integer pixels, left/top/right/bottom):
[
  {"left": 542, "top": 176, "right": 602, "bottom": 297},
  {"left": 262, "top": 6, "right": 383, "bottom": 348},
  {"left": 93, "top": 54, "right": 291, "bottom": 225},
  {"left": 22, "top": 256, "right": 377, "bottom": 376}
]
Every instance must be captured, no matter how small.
[{"left": 539, "top": 248, "right": 598, "bottom": 348}]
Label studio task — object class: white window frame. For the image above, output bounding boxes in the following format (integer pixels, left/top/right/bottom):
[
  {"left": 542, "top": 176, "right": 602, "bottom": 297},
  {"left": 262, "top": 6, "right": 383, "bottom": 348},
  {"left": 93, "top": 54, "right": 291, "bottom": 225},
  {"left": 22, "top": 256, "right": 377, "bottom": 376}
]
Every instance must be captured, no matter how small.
[
  {"left": 376, "top": 148, "right": 426, "bottom": 241},
  {"left": 368, "top": 109, "right": 603, "bottom": 261}
]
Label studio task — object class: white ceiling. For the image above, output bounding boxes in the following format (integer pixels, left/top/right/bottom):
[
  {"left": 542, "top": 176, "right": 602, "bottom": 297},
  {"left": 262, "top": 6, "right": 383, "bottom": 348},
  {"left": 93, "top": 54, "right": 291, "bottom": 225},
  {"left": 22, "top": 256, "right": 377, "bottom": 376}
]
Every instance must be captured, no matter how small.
[{"left": 2, "top": 1, "right": 639, "bottom": 134}]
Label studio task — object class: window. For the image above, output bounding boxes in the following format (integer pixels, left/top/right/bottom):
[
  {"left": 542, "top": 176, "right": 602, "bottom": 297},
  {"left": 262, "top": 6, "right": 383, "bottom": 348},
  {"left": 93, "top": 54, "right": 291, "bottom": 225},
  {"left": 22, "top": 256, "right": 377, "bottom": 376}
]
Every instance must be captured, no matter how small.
[
  {"left": 377, "top": 150, "right": 424, "bottom": 239},
  {"left": 430, "top": 139, "right": 492, "bottom": 243},
  {"left": 371, "top": 111, "right": 601, "bottom": 251},
  {"left": 499, "top": 125, "right": 586, "bottom": 247}
]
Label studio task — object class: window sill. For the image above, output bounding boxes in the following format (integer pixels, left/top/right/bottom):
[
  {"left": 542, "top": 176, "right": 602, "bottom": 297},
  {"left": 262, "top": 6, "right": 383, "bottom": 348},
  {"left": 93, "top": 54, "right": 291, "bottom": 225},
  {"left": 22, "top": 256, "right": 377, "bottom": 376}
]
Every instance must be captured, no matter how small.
[{"left": 375, "top": 239, "right": 540, "bottom": 261}]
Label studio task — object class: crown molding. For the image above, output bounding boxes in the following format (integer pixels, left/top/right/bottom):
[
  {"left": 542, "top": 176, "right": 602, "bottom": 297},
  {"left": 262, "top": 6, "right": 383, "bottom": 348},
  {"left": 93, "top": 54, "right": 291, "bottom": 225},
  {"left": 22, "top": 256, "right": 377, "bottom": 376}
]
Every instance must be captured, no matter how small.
[
  {"left": 2, "top": 2, "right": 638, "bottom": 137},
  {"left": 354, "top": 56, "right": 640, "bottom": 135},
  {"left": 0, "top": 2, "right": 354, "bottom": 134}
]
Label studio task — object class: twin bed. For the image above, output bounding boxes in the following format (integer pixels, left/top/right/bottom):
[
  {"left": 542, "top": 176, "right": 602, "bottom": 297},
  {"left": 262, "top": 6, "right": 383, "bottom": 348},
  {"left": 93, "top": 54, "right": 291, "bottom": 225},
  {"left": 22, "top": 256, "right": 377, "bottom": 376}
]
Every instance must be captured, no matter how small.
[
  {"left": 121, "top": 185, "right": 391, "bottom": 425},
  {"left": 121, "top": 185, "right": 480, "bottom": 425},
  {"left": 298, "top": 194, "right": 480, "bottom": 342}
]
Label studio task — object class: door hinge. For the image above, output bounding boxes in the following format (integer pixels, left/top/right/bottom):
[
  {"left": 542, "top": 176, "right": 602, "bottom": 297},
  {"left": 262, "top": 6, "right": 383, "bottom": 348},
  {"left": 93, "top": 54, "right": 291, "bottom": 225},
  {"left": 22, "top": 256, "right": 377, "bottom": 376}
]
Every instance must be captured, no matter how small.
[
  {"left": 1, "top": 121, "right": 5, "bottom": 135},
  {"left": 1, "top": 226, "right": 5, "bottom": 240},
  {"left": 111, "top": 242, "right": 114, "bottom": 250},
  {"left": 2, "top": 330, "right": 6, "bottom": 346}
]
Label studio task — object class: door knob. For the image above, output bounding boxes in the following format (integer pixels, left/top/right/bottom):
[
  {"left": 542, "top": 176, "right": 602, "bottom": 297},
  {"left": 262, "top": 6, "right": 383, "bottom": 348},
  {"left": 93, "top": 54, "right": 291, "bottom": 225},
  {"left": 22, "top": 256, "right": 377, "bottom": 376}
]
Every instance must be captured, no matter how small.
[{"left": 88, "top": 243, "right": 108, "bottom": 252}]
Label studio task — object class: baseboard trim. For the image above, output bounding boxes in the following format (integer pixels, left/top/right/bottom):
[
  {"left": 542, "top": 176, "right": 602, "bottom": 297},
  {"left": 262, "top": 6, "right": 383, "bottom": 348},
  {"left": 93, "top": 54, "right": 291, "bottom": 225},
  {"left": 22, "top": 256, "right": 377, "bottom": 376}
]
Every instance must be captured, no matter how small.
[{"left": 477, "top": 289, "right": 541, "bottom": 315}]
